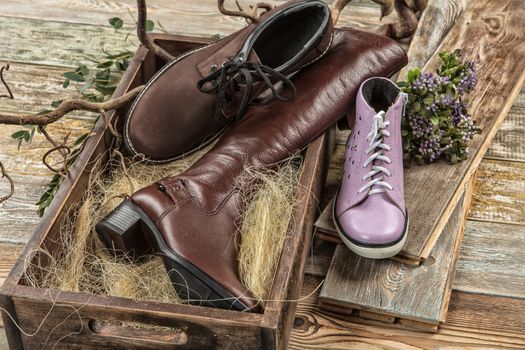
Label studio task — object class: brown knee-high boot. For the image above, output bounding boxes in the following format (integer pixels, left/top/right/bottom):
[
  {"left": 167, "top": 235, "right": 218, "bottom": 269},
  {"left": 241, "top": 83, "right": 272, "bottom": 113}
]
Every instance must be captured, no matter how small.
[{"left": 96, "top": 28, "right": 407, "bottom": 311}]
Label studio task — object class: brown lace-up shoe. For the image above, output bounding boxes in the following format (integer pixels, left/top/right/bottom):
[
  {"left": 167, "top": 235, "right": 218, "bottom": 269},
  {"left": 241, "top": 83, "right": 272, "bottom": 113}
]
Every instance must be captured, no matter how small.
[{"left": 124, "top": 0, "right": 333, "bottom": 163}]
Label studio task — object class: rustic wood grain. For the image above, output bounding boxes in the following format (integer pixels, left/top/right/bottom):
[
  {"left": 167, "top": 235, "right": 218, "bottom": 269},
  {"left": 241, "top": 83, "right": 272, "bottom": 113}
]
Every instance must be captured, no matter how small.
[
  {"left": 318, "top": 185, "right": 471, "bottom": 328},
  {"left": 0, "top": 244, "right": 21, "bottom": 291},
  {"left": 468, "top": 159, "right": 525, "bottom": 225},
  {"left": 0, "top": 1, "right": 397, "bottom": 68},
  {"left": 0, "top": 61, "right": 94, "bottom": 119},
  {"left": 485, "top": 108, "right": 525, "bottom": 162},
  {"left": 0, "top": 1, "right": 395, "bottom": 39},
  {"left": 289, "top": 275, "right": 525, "bottom": 349},
  {"left": 0, "top": 62, "right": 96, "bottom": 243},
  {"left": 453, "top": 220, "right": 525, "bottom": 299},
  {"left": 0, "top": 16, "right": 135, "bottom": 68},
  {"left": 399, "top": 0, "right": 525, "bottom": 259}
]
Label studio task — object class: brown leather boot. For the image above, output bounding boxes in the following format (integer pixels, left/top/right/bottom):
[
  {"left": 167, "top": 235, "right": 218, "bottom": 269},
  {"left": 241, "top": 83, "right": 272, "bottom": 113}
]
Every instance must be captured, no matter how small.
[
  {"left": 124, "top": 0, "right": 333, "bottom": 163},
  {"left": 97, "top": 28, "right": 407, "bottom": 311}
]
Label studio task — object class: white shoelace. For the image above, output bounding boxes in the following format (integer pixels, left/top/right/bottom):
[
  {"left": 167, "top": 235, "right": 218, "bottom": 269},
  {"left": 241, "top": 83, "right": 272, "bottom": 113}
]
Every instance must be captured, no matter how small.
[{"left": 358, "top": 110, "right": 393, "bottom": 195}]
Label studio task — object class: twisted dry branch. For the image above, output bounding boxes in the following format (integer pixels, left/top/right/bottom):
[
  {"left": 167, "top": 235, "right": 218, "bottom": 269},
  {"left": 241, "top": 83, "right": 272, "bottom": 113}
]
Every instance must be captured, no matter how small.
[
  {"left": 0, "top": 63, "right": 14, "bottom": 100},
  {"left": 0, "top": 86, "right": 144, "bottom": 126},
  {"left": 136, "top": 0, "right": 175, "bottom": 62},
  {"left": 331, "top": 0, "right": 426, "bottom": 39},
  {"left": 218, "top": 0, "right": 273, "bottom": 23},
  {"left": 0, "top": 161, "right": 15, "bottom": 204}
]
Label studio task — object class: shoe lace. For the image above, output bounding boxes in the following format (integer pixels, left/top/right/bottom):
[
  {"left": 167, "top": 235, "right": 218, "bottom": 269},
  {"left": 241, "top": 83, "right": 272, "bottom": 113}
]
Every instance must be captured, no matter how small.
[
  {"left": 358, "top": 110, "right": 393, "bottom": 195},
  {"left": 196, "top": 58, "right": 296, "bottom": 122}
]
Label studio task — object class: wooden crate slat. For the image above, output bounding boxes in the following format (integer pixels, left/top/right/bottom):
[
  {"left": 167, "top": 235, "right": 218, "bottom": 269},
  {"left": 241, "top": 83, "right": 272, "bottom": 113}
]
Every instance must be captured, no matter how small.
[
  {"left": 453, "top": 220, "right": 525, "bottom": 299},
  {"left": 318, "top": 176, "right": 473, "bottom": 328}
]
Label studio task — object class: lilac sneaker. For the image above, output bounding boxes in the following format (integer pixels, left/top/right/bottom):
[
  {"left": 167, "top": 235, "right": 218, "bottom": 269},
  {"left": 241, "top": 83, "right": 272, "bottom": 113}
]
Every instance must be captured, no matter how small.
[{"left": 333, "top": 77, "right": 408, "bottom": 259}]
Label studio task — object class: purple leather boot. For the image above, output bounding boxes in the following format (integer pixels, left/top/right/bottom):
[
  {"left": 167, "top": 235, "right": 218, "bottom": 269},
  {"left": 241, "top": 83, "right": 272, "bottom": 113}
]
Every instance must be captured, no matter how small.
[{"left": 334, "top": 77, "right": 408, "bottom": 259}]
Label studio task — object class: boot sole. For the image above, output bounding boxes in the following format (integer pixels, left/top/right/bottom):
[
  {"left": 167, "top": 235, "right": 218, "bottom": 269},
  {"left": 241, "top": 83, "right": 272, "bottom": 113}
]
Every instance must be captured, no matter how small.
[
  {"left": 96, "top": 200, "right": 252, "bottom": 311},
  {"left": 332, "top": 195, "right": 408, "bottom": 259}
]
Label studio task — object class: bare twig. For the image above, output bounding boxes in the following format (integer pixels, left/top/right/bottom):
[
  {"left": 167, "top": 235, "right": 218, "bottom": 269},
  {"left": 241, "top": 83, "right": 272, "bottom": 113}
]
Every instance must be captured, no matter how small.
[
  {"left": 0, "top": 85, "right": 144, "bottom": 126},
  {"left": 136, "top": 0, "right": 174, "bottom": 62},
  {"left": 0, "top": 64, "right": 14, "bottom": 100},
  {"left": 372, "top": 0, "right": 395, "bottom": 18},
  {"left": 0, "top": 161, "right": 15, "bottom": 204},
  {"left": 218, "top": 0, "right": 272, "bottom": 23},
  {"left": 42, "top": 145, "right": 71, "bottom": 174},
  {"left": 38, "top": 126, "right": 72, "bottom": 174},
  {"left": 331, "top": 0, "right": 353, "bottom": 25}
]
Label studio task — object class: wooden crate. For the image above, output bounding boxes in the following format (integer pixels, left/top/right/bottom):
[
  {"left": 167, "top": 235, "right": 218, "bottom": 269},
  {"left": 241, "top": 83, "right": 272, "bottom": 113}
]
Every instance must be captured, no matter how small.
[{"left": 0, "top": 34, "right": 331, "bottom": 350}]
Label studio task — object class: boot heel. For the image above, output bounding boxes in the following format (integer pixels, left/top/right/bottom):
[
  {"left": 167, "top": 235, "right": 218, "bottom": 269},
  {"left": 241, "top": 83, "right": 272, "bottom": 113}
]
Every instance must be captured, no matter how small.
[{"left": 96, "top": 200, "right": 153, "bottom": 259}]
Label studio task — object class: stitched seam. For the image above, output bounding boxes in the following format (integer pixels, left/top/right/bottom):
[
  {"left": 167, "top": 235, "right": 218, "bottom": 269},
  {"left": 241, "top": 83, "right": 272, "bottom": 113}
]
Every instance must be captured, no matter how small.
[{"left": 124, "top": 42, "right": 214, "bottom": 159}]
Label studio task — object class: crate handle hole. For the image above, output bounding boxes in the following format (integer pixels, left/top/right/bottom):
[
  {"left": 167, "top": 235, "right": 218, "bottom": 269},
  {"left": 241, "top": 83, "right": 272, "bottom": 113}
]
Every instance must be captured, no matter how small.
[{"left": 88, "top": 319, "right": 188, "bottom": 345}]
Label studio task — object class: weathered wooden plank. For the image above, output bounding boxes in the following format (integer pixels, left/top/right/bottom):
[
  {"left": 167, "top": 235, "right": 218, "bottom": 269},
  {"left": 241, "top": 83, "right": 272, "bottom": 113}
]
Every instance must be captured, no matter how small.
[
  {"left": 468, "top": 159, "right": 525, "bottom": 225},
  {"left": 0, "top": 63, "right": 97, "bottom": 245},
  {"left": 0, "top": 1, "right": 396, "bottom": 68},
  {"left": 0, "top": 16, "right": 135, "bottom": 68},
  {"left": 0, "top": 0, "right": 393, "bottom": 39},
  {"left": 0, "top": 243, "right": 22, "bottom": 329},
  {"left": 453, "top": 220, "right": 525, "bottom": 299},
  {"left": 289, "top": 275, "right": 525, "bottom": 349},
  {"left": 318, "top": 183, "right": 471, "bottom": 327},
  {"left": 0, "top": 61, "right": 96, "bottom": 245},
  {"left": 0, "top": 61, "right": 94, "bottom": 119},
  {"left": 0, "top": 244, "right": 21, "bottom": 289},
  {"left": 398, "top": 0, "right": 468, "bottom": 77},
  {"left": 398, "top": 0, "right": 525, "bottom": 259},
  {"left": 485, "top": 108, "right": 525, "bottom": 162},
  {"left": 0, "top": 119, "right": 94, "bottom": 244}
]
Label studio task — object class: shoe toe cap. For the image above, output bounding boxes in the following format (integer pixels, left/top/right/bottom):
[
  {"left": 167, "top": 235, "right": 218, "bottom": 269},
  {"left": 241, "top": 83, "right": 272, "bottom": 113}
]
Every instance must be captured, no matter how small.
[{"left": 337, "top": 194, "right": 406, "bottom": 246}]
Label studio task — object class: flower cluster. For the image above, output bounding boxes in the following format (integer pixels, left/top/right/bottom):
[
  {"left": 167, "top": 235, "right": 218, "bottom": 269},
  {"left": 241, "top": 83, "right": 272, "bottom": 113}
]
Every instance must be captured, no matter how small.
[{"left": 398, "top": 50, "right": 481, "bottom": 165}]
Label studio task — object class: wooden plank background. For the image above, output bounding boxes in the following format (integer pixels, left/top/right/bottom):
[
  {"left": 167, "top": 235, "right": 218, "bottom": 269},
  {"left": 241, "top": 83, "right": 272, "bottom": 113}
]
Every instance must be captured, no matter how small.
[{"left": 0, "top": 0, "right": 524, "bottom": 348}]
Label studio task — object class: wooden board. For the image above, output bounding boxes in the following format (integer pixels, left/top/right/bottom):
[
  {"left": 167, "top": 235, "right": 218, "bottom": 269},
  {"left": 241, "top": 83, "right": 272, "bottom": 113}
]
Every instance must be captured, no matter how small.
[
  {"left": 397, "top": 0, "right": 525, "bottom": 260},
  {"left": 289, "top": 275, "right": 525, "bottom": 349},
  {"left": 0, "top": 63, "right": 96, "bottom": 244},
  {"left": 485, "top": 108, "right": 525, "bottom": 162},
  {"left": 468, "top": 159, "right": 525, "bottom": 225},
  {"left": 317, "top": 175, "right": 475, "bottom": 331},
  {"left": 0, "top": 1, "right": 395, "bottom": 39},
  {"left": 453, "top": 220, "right": 525, "bottom": 299}
]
